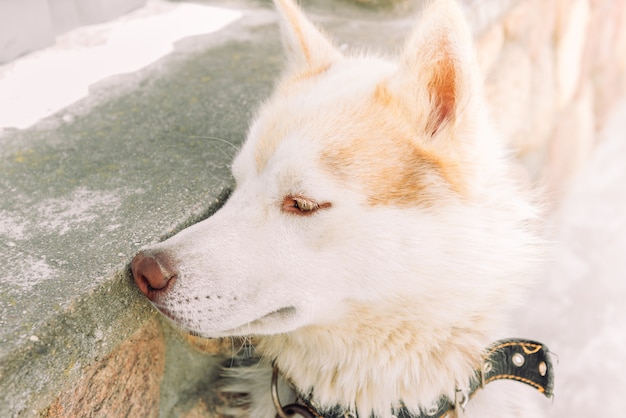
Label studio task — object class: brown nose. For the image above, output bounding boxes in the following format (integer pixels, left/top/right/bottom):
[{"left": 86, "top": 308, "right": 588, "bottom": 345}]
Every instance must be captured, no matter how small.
[{"left": 131, "top": 251, "right": 178, "bottom": 301}]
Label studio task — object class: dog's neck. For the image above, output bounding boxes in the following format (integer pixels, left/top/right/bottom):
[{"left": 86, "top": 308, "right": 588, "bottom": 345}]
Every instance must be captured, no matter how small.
[{"left": 257, "top": 301, "right": 495, "bottom": 416}]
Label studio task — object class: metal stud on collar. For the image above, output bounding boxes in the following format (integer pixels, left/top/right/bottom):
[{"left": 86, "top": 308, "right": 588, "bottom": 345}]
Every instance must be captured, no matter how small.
[{"left": 512, "top": 352, "right": 525, "bottom": 367}]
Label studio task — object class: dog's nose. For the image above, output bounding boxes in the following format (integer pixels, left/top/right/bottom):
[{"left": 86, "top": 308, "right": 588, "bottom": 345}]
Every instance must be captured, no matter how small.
[{"left": 131, "top": 251, "right": 178, "bottom": 301}]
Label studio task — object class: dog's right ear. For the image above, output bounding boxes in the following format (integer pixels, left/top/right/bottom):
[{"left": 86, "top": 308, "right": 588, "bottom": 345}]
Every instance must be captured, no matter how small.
[
  {"left": 388, "top": 0, "right": 482, "bottom": 141},
  {"left": 273, "top": 0, "right": 342, "bottom": 77}
]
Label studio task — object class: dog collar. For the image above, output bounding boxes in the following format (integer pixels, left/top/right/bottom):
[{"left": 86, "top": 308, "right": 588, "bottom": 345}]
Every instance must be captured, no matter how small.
[{"left": 272, "top": 338, "right": 554, "bottom": 418}]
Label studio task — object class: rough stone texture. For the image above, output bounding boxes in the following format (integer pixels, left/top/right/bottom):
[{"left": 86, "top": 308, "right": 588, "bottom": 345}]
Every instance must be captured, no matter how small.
[
  {"left": 0, "top": 5, "right": 273, "bottom": 415},
  {"left": 180, "top": 400, "right": 217, "bottom": 418},
  {"left": 476, "top": 0, "right": 626, "bottom": 194},
  {"left": 555, "top": 0, "right": 590, "bottom": 108},
  {"left": 0, "top": 271, "right": 158, "bottom": 417},
  {"left": 45, "top": 318, "right": 165, "bottom": 417}
]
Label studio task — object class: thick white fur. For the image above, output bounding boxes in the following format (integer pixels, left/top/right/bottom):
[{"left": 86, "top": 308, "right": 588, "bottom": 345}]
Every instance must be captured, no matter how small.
[{"left": 141, "top": 0, "right": 546, "bottom": 416}]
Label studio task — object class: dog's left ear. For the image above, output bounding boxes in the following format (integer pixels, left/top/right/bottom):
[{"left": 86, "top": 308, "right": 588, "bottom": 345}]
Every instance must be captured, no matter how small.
[
  {"left": 273, "top": 0, "right": 342, "bottom": 77},
  {"left": 389, "top": 0, "right": 481, "bottom": 139}
]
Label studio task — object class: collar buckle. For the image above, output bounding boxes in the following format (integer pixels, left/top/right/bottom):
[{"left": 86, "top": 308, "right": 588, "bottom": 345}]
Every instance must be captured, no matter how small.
[{"left": 454, "top": 386, "right": 470, "bottom": 413}]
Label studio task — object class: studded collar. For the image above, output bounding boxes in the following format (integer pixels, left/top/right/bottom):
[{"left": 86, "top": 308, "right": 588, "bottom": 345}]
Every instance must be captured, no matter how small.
[{"left": 272, "top": 338, "right": 554, "bottom": 418}]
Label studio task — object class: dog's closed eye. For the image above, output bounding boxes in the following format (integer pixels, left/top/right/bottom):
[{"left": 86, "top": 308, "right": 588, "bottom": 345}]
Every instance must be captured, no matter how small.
[{"left": 282, "top": 195, "right": 331, "bottom": 216}]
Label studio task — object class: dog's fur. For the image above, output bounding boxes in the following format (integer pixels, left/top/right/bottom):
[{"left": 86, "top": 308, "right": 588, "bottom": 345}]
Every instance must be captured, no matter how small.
[{"left": 133, "top": 0, "right": 547, "bottom": 416}]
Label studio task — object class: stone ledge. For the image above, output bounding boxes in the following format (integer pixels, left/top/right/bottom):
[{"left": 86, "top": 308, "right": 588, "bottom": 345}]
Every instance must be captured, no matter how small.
[
  {"left": 0, "top": 271, "right": 154, "bottom": 415},
  {"left": 0, "top": 6, "right": 275, "bottom": 414}
]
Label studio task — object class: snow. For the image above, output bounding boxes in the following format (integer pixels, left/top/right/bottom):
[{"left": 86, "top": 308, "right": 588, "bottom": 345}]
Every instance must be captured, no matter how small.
[
  {"left": 0, "top": 0, "right": 242, "bottom": 130},
  {"left": 517, "top": 98, "right": 626, "bottom": 417}
]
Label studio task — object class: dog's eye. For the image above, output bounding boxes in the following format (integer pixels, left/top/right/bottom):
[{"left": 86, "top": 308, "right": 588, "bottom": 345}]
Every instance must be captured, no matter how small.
[{"left": 282, "top": 196, "right": 331, "bottom": 216}]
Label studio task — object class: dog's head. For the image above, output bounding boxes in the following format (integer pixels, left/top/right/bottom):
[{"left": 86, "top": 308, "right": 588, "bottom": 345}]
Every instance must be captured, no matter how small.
[{"left": 132, "top": 0, "right": 541, "bottom": 340}]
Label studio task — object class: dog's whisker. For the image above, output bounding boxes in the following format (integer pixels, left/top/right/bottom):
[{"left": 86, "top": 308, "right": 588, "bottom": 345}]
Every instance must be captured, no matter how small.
[
  {"left": 187, "top": 135, "right": 240, "bottom": 161},
  {"left": 190, "top": 135, "right": 240, "bottom": 152},
  {"left": 149, "top": 300, "right": 169, "bottom": 311},
  {"left": 230, "top": 337, "right": 237, "bottom": 368}
]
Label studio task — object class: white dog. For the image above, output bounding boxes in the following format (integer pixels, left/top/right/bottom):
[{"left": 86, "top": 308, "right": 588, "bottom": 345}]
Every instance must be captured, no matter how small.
[{"left": 132, "top": 0, "right": 553, "bottom": 416}]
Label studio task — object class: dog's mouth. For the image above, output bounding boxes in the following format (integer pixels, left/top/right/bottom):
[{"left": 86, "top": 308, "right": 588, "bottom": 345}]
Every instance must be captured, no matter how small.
[
  {"left": 252, "top": 306, "right": 298, "bottom": 324},
  {"left": 218, "top": 306, "right": 299, "bottom": 336},
  {"left": 165, "top": 305, "right": 300, "bottom": 338}
]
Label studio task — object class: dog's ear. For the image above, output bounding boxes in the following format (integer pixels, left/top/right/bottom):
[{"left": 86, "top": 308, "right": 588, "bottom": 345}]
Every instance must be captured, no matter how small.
[
  {"left": 273, "top": 0, "right": 342, "bottom": 76},
  {"left": 390, "top": 0, "right": 480, "bottom": 139}
]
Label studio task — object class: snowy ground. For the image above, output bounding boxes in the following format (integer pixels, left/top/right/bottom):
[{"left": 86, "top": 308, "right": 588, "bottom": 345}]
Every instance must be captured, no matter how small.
[
  {"left": 517, "top": 98, "right": 626, "bottom": 417},
  {"left": 0, "top": 0, "right": 241, "bottom": 130}
]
